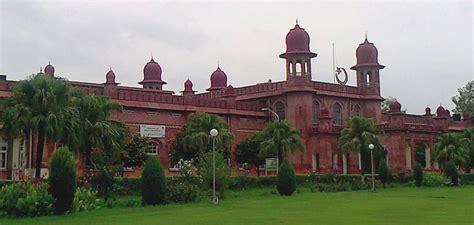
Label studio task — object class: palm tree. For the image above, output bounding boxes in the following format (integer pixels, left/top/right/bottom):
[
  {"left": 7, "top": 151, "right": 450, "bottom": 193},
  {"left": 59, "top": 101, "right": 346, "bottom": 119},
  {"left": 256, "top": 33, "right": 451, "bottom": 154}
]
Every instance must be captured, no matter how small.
[
  {"left": 461, "top": 128, "right": 474, "bottom": 172},
  {"left": 433, "top": 132, "right": 469, "bottom": 170},
  {"left": 182, "top": 112, "right": 234, "bottom": 159},
  {"left": 0, "top": 74, "right": 78, "bottom": 178},
  {"left": 259, "top": 120, "right": 305, "bottom": 163},
  {"left": 339, "top": 116, "right": 383, "bottom": 174},
  {"left": 69, "top": 94, "right": 125, "bottom": 168}
]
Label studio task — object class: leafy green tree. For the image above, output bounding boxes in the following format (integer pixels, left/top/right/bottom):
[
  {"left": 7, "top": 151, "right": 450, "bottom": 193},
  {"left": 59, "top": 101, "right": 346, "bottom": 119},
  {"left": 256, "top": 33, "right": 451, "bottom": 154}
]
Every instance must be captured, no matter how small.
[
  {"left": 259, "top": 120, "right": 305, "bottom": 163},
  {"left": 451, "top": 81, "right": 473, "bottom": 119},
  {"left": 433, "top": 132, "right": 469, "bottom": 169},
  {"left": 198, "top": 151, "right": 231, "bottom": 197},
  {"left": 339, "top": 117, "right": 383, "bottom": 174},
  {"left": 142, "top": 156, "right": 167, "bottom": 205},
  {"left": 169, "top": 113, "right": 233, "bottom": 162},
  {"left": 378, "top": 159, "right": 389, "bottom": 187},
  {"left": 276, "top": 159, "right": 296, "bottom": 196},
  {"left": 381, "top": 96, "right": 398, "bottom": 112},
  {"left": 414, "top": 163, "right": 423, "bottom": 187},
  {"left": 0, "top": 74, "right": 78, "bottom": 178},
  {"left": 121, "top": 133, "right": 150, "bottom": 168},
  {"left": 445, "top": 160, "right": 458, "bottom": 186},
  {"left": 49, "top": 147, "right": 76, "bottom": 214},
  {"left": 235, "top": 132, "right": 265, "bottom": 176}
]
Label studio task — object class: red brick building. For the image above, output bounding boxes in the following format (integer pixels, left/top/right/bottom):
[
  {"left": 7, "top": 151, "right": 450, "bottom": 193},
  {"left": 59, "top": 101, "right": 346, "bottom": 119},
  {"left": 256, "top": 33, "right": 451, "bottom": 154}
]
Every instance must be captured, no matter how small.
[{"left": 0, "top": 23, "right": 471, "bottom": 179}]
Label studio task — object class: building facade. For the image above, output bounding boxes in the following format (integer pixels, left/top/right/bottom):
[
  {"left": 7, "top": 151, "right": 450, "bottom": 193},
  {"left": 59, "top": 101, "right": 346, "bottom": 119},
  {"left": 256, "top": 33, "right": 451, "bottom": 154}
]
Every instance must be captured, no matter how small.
[{"left": 0, "top": 22, "right": 471, "bottom": 179}]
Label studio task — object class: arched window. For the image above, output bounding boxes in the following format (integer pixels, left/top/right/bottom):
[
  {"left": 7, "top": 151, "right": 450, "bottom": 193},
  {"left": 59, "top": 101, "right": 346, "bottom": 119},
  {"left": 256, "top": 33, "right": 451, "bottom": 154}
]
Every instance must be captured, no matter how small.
[
  {"left": 312, "top": 101, "right": 320, "bottom": 123},
  {"left": 295, "top": 62, "right": 302, "bottom": 76},
  {"left": 333, "top": 103, "right": 342, "bottom": 126},
  {"left": 0, "top": 138, "right": 7, "bottom": 169},
  {"left": 352, "top": 105, "right": 361, "bottom": 117},
  {"left": 366, "top": 72, "right": 371, "bottom": 87},
  {"left": 275, "top": 101, "right": 286, "bottom": 120},
  {"left": 146, "top": 142, "right": 158, "bottom": 155}
]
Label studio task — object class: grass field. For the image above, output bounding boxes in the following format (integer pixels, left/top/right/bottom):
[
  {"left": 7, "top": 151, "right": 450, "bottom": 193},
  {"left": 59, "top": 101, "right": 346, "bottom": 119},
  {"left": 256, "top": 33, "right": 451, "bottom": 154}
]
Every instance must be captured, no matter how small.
[{"left": 2, "top": 186, "right": 473, "bottom": 225}]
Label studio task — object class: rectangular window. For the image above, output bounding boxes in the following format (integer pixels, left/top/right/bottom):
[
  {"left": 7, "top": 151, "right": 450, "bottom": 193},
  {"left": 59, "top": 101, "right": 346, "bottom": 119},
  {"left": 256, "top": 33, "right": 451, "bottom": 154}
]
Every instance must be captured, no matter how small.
[
  {"left": 169, "top": 161, "right": 179, "bottom": 171},
  {"left": 0, "top": 139, "right": 7, "bottom": 169},
  {"left": 146, "top": 143, "right": 158, "bottom": 155}
]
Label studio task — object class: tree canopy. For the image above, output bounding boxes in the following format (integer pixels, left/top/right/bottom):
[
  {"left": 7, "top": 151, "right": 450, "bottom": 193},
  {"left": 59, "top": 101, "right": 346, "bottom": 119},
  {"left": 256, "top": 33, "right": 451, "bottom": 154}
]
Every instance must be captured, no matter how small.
[
  {"left": 451, "top": 81, "right": 473, "bottom": 118},
  {"left": 259, "top": 120, "right": 305, "bottom": 163},
  {"left": 433, "top": 132, "right": 470, "bottom": 169}
]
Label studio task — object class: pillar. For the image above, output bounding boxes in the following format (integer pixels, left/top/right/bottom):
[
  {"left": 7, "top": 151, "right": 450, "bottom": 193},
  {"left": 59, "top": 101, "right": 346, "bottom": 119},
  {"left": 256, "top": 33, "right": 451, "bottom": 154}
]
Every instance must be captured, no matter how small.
[
  {"left": 405, "top": 142, "right": 412, "bottom": 170},
  {"left": 425, "top": 145, "right": 431, "bottom": 170},
  {"left": 342, "top": 154, "right": 347, "bottom": 174}
]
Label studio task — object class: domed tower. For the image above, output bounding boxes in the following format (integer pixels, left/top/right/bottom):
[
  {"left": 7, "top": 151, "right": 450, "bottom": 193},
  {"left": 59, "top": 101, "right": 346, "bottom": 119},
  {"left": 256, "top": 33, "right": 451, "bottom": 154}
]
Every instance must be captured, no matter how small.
[
  {"left": 279, "top": 21, "right": 317, "bottom": 81},
  {"left": 181, "top": 78, "right": 195, "bottom": 98},
  {"left": 44, "top": 63, "right": 55, "bottom": 77},
  {"left": 350, "top": 36, "right": 385, "bottom": 95},
  {"left": 139, "top": 57, "right": 167, "bottom": 90},
  {"left": 207, "top": 66, "right": 227, "bottom": 91},
  {"left": 105, "top": 69, "right": 117, "bottom": 85}
]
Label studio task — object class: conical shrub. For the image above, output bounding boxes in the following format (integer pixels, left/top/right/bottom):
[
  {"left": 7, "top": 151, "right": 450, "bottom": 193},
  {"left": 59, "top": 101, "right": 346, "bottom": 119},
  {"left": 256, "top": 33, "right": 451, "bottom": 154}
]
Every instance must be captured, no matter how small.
[
  {"left": 445, "top": 160, "right": 458, "bottom": 186},
  {"left": 142, "top": 156, "right": 167, "bottom": 205},
  {"left": 49, "top": 147, "right": 76, "bottom": 214},
  {"left": 414, "top": 163, "right": 423, "bottom": 187},
  {"left": 276, "top": 159, "right": 296, "bottom": 196}
]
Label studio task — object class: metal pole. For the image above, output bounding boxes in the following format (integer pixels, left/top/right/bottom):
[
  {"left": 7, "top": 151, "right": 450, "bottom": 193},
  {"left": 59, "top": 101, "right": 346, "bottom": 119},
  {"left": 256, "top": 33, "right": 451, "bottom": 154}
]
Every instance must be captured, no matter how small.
[
  {"left": 212, "top": 137, "right": 216, "bottom": 203},
  {"left": 371, "top": 149, "right": 375, "bottom": 191}
]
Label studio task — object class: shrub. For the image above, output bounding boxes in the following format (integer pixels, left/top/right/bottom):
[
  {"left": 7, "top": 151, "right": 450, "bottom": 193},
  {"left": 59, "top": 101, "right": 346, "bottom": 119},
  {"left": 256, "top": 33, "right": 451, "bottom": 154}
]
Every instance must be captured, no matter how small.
[
  {"left": 166, "top": 177, "right": 199, "bottom": 203},
  {"left": 422, "top": 172, "right": 446, "bottom": 187},
  {"left": 379, "top": 159, "right": 389, "bottom": 187},
  {"left": 276, "top": 160, "right": 296, "bottom": 196},
  {"left": 49, "top": 147, "right": 77, "bottom": 214},
  {"left": 71, "top": 188, "right": 100, "bottom": 212},
  {"left": 198, "top": 151, "right": 231, "bottom": 197},
  {"left": 414, "top": 163, "right": 423, "bottom": 187},
  {"left": 445, "top": 160, "right": 459, "bottom": 186},
  {"left": 460, "top": 173, "right": 474, "bottom": 185},
  {"left": 142, "top": 156, "right": 167, "bottom": 205},
  {"left": 0, "top": 182, "right": 54, "bottom": 217}
]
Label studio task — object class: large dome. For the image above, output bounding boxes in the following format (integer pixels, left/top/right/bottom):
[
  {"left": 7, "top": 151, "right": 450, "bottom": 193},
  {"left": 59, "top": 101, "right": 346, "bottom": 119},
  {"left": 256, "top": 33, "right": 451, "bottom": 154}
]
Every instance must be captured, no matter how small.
[
  {"left": 208, "top": 66, "right": 227, "bottom": 90},
  {"left": 285, "top": 24, "right": 311, "bottom": 53},
  {"left": 351, "top": 37, "right": 384, "bottom": 69},
  {"left": 140, "top": 57, "right": 166, "bottom": 84}
]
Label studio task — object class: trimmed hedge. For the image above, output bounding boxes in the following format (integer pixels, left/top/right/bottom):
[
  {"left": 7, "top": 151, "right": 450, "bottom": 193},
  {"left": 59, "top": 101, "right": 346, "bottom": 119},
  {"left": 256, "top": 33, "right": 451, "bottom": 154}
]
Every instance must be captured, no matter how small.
[{"left": 460, "top": 173, "right": 474, "bottom": 185}]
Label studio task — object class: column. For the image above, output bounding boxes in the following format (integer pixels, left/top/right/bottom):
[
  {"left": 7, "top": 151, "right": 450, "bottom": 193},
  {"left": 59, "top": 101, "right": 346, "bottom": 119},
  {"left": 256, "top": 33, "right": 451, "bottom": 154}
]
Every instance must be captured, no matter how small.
[
  {"left": 405, "top": 142, "right": 412, "bottom": 169},
  {"left": 358, "top": 153, "right": 362, "bottom": 170},
  {"left": 425, "top": 145, "right": 431, "bottom": 170},
  {"left": 342, "top": 154, "right": 347, "bottom": 174}
]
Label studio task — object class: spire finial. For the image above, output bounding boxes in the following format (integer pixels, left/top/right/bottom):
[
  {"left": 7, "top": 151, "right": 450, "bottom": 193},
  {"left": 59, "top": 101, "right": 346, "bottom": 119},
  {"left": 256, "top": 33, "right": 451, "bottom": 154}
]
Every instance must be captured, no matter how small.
[
  {"left": 217, "top": 61, "right": 220, "bottom": 69},
  {"left": 151, "top": 52, "right": 154, "bottom": 60},
  {"left": 48, "top": 61, "right": 50, "bottom": 65},
  {"left": 40, "top": 67, "right": 43, "bottom": 73},
  {"left": 296, "top": 18, "right": 298, "bottom": 25},
  {"left": 365, "top": 31, "right": 368, "bottom": 42}
]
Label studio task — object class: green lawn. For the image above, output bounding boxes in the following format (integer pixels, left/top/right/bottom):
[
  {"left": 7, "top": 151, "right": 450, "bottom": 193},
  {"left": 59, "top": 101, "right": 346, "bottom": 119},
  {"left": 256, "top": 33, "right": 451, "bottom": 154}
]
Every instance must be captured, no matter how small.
[{"left": 3, "top": 186, "right": 473, "bottom": 225}]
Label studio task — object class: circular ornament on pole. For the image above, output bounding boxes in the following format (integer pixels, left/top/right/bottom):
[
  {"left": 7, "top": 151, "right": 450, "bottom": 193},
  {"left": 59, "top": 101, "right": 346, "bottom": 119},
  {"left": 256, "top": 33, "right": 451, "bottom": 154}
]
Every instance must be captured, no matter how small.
[{"left": 335, "top": 67, "right": 348, "bottom": 85}]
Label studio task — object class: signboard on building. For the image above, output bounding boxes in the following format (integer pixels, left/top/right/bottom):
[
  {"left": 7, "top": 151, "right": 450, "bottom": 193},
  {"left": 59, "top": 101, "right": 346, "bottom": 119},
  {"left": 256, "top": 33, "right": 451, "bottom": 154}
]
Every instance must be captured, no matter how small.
[{"left": 139, "top": 125, "right": 166, "bottom": 138}]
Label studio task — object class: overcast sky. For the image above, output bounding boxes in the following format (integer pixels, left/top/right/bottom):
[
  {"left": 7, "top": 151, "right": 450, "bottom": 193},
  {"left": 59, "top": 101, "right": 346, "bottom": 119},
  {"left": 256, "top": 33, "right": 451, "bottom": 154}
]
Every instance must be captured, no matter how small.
[{"left": 0, "top": 0, "right": 472, "bottom": 114}]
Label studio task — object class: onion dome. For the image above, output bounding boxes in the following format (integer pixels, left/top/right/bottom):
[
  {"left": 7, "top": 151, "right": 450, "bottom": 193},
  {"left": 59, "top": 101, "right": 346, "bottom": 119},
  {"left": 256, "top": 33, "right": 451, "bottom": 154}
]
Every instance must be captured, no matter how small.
[
  {"left": 320, "top": 107, "right": 330, "bottom": 117},
  {"left": 139, "top": 57, "right": 166, "bottom": 84},
  {"left": 184, "top": 78, "right": 193, "bottom": 92},
  {"left": 207, "top": 66, "right": 227, "bottom": 91},
  {"left": 388, "top": 101, "right": 402, "bottom": 113},
  {"left": 351, "top": 37, "right": 385, "bottom": 70},
  {"left": 224, "top": 85, "right": 236, "bottom": 96},
  {"left": 44, "top": 63, "right": 55, "bottom": 76},
  {"left": 105, "top": 69, "right": 116, "bottom": 84},
  {"left": 279, "top": 22, "right": 317, "bottom": 58},
  {"left": 424, "top": 107, "right": 432, "bottom": 116},
  {"left": 436, "top": 106, "right": 449, "bottom": 118}
]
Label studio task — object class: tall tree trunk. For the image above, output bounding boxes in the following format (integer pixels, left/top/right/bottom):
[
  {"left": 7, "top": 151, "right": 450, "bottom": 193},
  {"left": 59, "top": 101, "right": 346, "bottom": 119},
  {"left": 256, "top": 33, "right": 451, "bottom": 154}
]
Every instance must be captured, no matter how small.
[{"left": 35, "top": 122, "right": 45, "bottom": 179}]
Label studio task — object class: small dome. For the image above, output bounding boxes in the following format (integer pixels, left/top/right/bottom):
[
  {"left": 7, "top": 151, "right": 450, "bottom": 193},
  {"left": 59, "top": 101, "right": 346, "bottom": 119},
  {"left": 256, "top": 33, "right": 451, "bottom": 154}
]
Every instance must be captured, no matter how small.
[
  {"left": 184, "top": 79, "right": 193, "bottom": 92},
  {"left": 208, "top": 66, "right": 227, "bottom": 90},
  {"left": 436, "top": 106, "right": 449, "bottom": 117},
  {"left": 389, "top": 101, "right": 402, "bottom": 113},
  {"left": 285, "top": 23, "right": 311, "bottom": 53},
  {"left": 224, "top": 85, "right": 236, "bottom": 96},
  {"left": 320, "top": 107, "right": 330, "bottom": 117},
  {"left": 140, "top": 57, "right": 165, "bottom": 84},
  {"left": 424, "top": 107, "right": 432, "bottom": 116},
  {"left": 106, "top": 69, "right": 116, "bottom": 84},
  {"left": 44, "top": 63, "right": 55, "bottom": 76}
]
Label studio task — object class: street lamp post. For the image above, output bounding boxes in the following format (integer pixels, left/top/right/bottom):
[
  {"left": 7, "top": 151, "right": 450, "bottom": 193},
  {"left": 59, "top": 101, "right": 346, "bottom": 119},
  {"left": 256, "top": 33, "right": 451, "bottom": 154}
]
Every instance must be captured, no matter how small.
[
  {"left": 368, "top": 143, "right": 375, "bottom": 192},
  {"left": 261, "top": 108, "right": 280, "bottom": 121},
  {"left": 210, "top": 128, "right": 219, "bottom": 204}
]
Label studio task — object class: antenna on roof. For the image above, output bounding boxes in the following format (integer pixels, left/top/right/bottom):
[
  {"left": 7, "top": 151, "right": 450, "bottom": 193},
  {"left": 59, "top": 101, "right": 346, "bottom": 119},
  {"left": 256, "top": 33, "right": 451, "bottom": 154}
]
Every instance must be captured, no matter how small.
[{"left": 332, "top": 43, "right": 336, "bottom": 84}]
